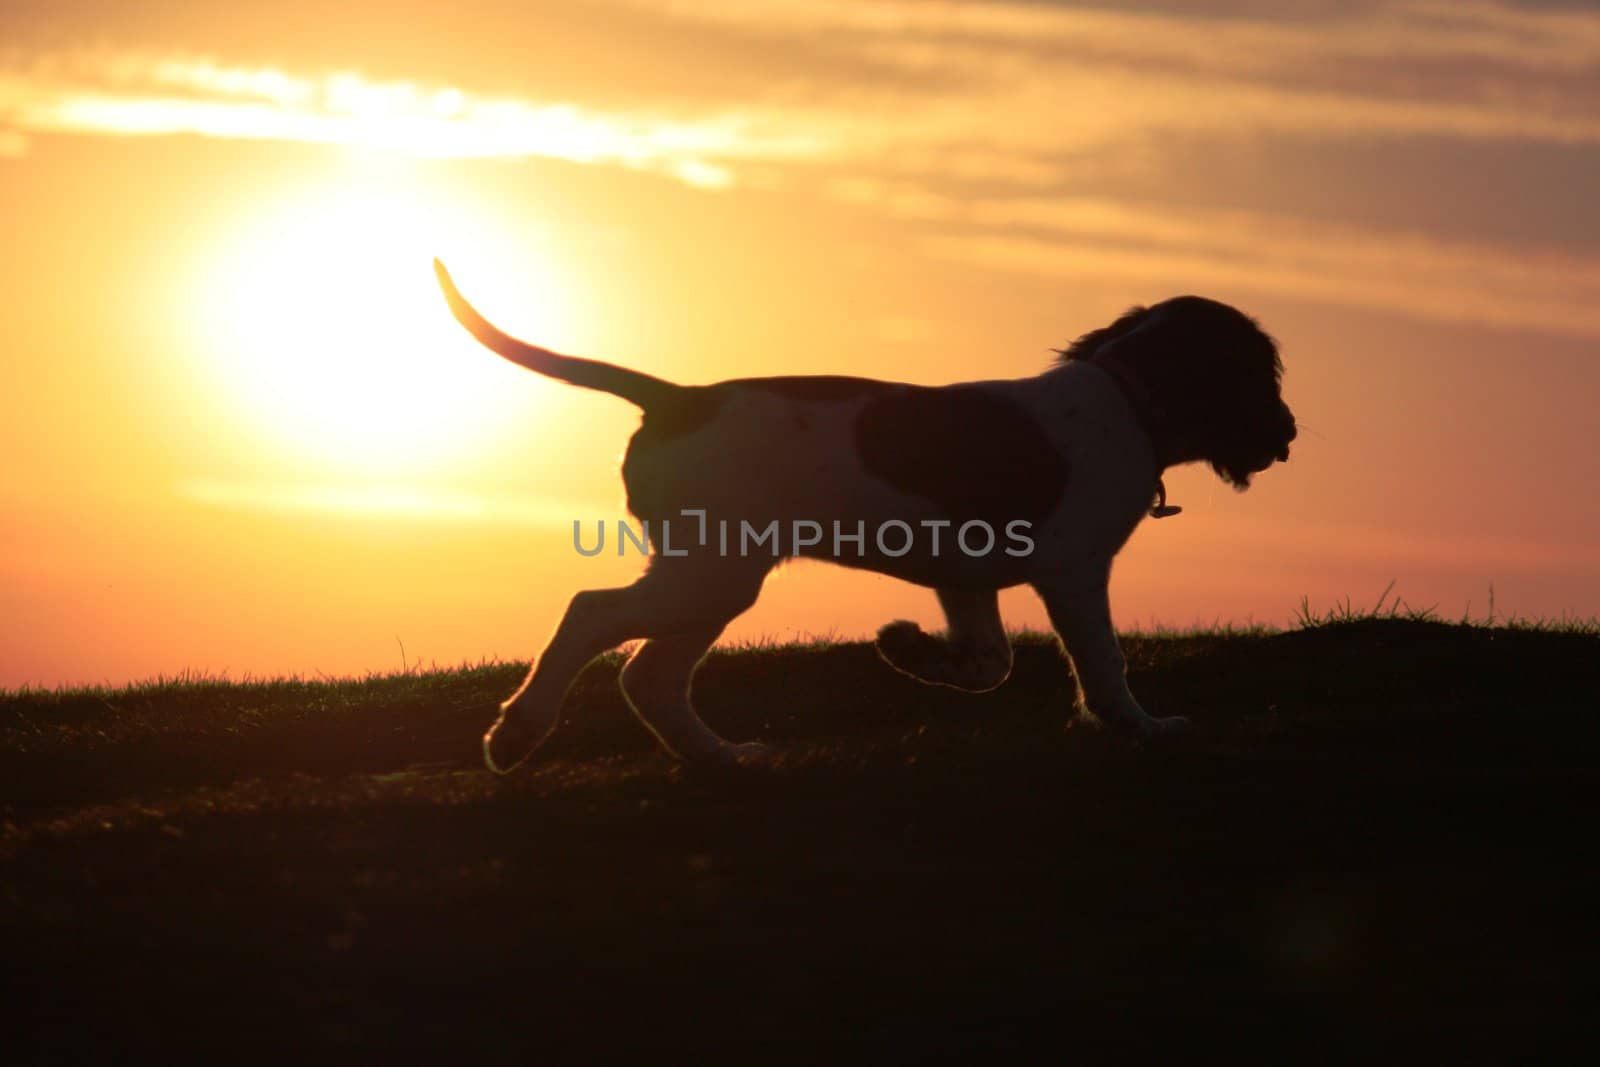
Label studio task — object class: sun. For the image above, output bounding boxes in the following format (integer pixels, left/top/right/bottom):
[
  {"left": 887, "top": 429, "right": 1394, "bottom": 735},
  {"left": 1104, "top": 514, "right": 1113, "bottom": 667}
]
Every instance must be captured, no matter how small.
[{"left": 189, "top": 166, "right": 581, "bottom": 476}]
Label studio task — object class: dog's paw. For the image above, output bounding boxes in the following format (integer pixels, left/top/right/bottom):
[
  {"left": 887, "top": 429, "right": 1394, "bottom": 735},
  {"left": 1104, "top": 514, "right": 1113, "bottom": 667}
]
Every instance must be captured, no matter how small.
[
  {"left": 1140, "top": 714, "right": 1191, "bottom": 738},
  {"left": 721, "top": 740, "right": 776, "bottom": 765},
  {"left": 731, "top": 740, "right": 776, "bottom": 763},
  {"left": 876, "top": 620, "right": 1010, "bottom": 691},
  {"left": 877, "top": 619, "right": 954, "bottom": 685},
  {"left": 483, "top": 712, "right": 547, "bottom": 775},
  {"left": 875, "top": 619, "right": 932, "bottom": 665},
  {"left": 1075, "top": 710, "right": 1191, "bottom": 739}
]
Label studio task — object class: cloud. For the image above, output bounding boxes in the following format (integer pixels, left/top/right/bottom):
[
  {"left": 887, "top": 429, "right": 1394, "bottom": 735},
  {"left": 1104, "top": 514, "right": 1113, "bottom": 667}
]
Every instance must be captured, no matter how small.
[
  {"left": 918, "top": 195, "right": 1600, "bottom": 337},
  {"left": 640, "top": 0, "right": 1600, "bottom": 149},
  {"left": 0, "top": 49, "right": 827, "bottom": 188},
  {"left": 2, "top": 5, "right": 1596, "bottom": 337},
  {"left": 643, "top": 0, "right": 1600, "bottom": 80},
  {"left": 6, "top": 1, "right": 1598, "bottom": 193},
  {"left": 6, "top": 1, "right": 1599, "bottom": 189}
]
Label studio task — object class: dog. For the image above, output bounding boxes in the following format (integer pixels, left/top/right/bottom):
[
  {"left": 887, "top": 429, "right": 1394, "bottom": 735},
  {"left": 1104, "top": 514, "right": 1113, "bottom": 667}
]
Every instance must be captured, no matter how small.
[{"left": 433, "top": 260, "right": 1296, "bottom": 772}]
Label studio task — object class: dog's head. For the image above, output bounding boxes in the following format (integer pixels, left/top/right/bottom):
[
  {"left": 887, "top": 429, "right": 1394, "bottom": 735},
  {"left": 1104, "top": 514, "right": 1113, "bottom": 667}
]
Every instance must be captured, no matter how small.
[{"left": 1058, "top": 296, "right": 1296, "bottom": 488}]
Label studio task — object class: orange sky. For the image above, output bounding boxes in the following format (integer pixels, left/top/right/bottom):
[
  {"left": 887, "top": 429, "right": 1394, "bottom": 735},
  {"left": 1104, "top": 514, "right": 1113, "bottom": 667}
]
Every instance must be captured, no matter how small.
[{"left": 3, "top": 0, "right": 1598, "bottom": 688}]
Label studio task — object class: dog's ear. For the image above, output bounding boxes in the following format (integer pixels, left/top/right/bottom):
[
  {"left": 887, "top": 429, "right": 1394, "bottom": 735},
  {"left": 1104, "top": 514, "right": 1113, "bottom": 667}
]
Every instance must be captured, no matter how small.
[{"left": 1054, "top": 306, "right": 1150, "bottom": 364}]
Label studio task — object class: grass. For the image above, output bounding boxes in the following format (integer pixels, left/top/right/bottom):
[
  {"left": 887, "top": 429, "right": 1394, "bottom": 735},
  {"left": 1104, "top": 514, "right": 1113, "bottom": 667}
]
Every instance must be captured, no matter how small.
[{"left": 4, "top": 604, "right": 1599, "bottom": 1061}]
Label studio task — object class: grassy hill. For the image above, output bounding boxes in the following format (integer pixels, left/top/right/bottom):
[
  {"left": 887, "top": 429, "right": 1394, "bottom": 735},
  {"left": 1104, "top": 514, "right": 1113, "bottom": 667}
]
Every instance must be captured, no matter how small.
[{"left": 4, "top": 617, "right": 1598, "bottom": 1061}]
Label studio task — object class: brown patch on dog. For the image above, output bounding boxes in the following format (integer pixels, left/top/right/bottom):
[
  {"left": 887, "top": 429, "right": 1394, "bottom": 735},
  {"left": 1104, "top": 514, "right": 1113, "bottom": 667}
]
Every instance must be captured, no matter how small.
[{"left": 854, "top": 385, "right": 1067, "bottom": 527}]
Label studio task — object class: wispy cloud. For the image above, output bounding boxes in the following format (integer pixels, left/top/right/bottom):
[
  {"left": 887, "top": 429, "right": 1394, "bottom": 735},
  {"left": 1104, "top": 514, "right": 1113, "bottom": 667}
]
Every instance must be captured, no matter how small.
[
  {"left": 902, "top": 194, "right": 1600, "bottom": 338},
  {"left": 678, "top": 0, "right": 1600, "bottom": 74},
  {"left": 0, "top": 49, "right": 827, "bottom": 187},
  {"left": 7, "top": 2, "right": 1599, "bottom": 182},
  {"left": 642, "top": 0, "right": 1600, "bottom": 150},
  {"left": 4, "top": 2, "right": 1598, "bottom": 336}
]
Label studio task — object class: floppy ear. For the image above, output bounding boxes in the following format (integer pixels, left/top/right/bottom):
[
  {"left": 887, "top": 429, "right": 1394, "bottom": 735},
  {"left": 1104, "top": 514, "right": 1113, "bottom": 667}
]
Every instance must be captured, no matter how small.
[{"left": 1054, "top": 306, "right": 1150, "bottom": 363}]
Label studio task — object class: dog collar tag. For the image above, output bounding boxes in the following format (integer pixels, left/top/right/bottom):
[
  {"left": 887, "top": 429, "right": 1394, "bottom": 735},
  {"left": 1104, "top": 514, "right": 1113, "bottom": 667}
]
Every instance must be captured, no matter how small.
[{"left": 1150, "top": 479, "right": 1182, "bottom": 519}]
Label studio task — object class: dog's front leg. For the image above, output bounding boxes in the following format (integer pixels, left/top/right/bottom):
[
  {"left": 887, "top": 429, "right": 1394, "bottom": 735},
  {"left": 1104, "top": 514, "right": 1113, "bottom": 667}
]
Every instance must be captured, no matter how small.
[{"left": 1034, "top": 576, "right": 1188, "bottom": 736}]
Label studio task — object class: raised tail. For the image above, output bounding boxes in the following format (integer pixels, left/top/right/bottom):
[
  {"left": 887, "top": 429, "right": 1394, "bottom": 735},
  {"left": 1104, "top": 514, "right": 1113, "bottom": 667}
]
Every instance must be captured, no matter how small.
[{"left": 433, "top": 259, "right": 681, "bottom": 410}]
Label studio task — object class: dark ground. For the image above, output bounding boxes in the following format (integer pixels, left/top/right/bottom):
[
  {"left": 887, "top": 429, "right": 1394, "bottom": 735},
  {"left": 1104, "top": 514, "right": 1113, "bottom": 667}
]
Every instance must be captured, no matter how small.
[{"left": 4, "top": 618, "right": 1598, "bottom": 1062}]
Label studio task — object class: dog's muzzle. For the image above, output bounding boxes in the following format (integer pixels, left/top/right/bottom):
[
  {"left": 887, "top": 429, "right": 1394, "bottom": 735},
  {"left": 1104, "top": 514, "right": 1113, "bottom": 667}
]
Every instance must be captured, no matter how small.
[{"left": 1275, "top": 403, "right": 1298, "bottom": 463}]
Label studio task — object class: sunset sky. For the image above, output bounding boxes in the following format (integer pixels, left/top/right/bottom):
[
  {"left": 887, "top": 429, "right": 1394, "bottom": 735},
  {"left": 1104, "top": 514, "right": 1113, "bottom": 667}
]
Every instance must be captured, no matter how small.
[{"left": 3, "top": 0, "right": 1597, "bottom": 688}]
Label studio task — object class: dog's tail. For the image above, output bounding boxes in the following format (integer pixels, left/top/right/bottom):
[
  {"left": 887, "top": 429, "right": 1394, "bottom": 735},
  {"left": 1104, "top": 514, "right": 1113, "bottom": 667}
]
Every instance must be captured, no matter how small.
[{"left": 433, "top": 259, "right": 681, "bottom": 410}]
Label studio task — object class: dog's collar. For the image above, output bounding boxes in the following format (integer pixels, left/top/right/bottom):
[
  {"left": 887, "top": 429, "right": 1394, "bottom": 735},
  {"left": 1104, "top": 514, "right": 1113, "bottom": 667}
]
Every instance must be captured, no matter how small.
[
  {"left": 1088, "top": 350, "right": 1157, "bottom": 421},
  {"left": 1085, "top": 352, "right": 1182, "bottom": 519}
]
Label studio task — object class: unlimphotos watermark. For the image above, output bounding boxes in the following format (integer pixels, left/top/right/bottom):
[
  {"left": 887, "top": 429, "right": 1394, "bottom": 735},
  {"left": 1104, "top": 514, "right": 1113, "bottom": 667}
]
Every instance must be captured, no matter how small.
[{"left": 571, "top": 510, "right": 1035, "bottom": 559}]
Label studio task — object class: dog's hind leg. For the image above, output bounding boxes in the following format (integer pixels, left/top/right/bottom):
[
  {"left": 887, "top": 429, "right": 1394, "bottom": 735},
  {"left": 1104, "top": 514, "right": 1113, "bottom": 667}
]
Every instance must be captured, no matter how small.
[
  {"left": 875, "top": 587, "right": 1013, "bottom": 692},
  {"left": 484, "top": 556, "right": 769, "bottom": 773}
]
